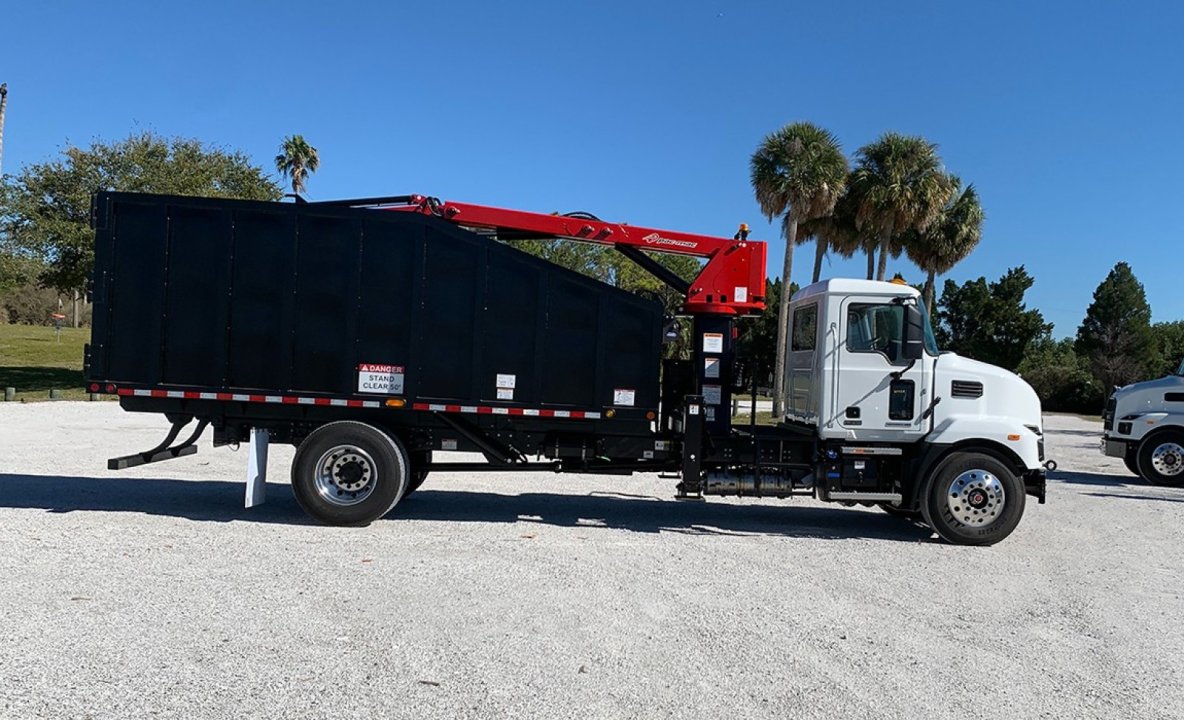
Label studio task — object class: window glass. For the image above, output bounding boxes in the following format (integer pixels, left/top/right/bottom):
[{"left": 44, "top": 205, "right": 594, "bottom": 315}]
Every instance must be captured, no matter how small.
[
  {"left": 846, "top": 303, "right": 904, "bottom": 362},
  {"left": 918, "top": 302, "right": 940, "bottom": 355},
  {"left": 791, "top": 303, "right": 817, "bottom": 351}
]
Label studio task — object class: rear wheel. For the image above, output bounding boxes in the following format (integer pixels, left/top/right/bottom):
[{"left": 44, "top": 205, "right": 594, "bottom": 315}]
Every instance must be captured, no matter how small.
[
  {"left": 404, "top": 450, "right": 432, "bottom": 496},
  {"left": 1137, "top": 431, "right": 1184, "bottom": 487},
  {"left": 921, "top": 451, "right": 1025, "bottom": 546},
  {"left": 291, "top": 421, "right": 409, "bottom": 525}
]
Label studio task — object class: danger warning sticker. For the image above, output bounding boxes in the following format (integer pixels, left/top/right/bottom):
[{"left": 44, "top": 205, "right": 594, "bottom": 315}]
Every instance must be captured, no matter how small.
[{"left": 357, "top": 363, "right": 404, "bottom": 394}]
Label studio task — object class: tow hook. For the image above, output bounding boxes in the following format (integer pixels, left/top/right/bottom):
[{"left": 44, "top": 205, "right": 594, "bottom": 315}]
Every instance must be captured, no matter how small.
[{"left": 1043, "top": 459, "right": 1058, "bottom": 472}]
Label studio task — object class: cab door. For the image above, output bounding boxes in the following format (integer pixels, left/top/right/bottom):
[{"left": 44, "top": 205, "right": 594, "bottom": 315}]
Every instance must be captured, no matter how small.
[{"left": 833, "top": 297, "right": 929, "bottom": 441}]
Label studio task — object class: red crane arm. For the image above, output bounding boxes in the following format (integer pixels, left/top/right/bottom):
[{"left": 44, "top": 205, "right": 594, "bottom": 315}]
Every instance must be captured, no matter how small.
[{"left": 385, "top": 196, "right": 767, "bottom": 316}]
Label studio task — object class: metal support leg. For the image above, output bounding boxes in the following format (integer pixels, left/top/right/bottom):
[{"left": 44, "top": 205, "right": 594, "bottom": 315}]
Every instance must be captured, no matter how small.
[
  {"left": 245, "top": 428, "right": 269, "bottom": 508},
  {"left": 676, "top": 394, "right": 705, "bottom": 500}
]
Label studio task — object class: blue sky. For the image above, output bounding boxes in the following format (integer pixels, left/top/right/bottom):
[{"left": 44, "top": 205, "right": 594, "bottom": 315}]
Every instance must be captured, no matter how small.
[{"left": 2, "top": 0, "right": 1180, "bottom": 336}]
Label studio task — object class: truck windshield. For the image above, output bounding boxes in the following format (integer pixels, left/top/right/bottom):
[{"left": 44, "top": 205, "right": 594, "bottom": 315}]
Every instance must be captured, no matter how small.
[{"left": 919, "top": 303, "right": 940, "bottom": 355}]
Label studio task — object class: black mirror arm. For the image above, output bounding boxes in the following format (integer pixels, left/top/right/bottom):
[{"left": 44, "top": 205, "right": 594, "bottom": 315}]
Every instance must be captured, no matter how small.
[{"left": 890, "top": 358, "right": 917, "bottom": 381}]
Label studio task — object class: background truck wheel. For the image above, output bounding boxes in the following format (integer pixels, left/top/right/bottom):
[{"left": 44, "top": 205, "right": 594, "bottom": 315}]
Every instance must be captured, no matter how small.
[
  {"left": 291, "top": 421, "right": 409, "bottom": 526},
  {"left": 1136, "top": 431, "right": 1184, "bottom": 487},
  {"left": 404, "top": 450, "right": 432, "bottom": 496},
  {"left": 921, "top": 452, "right": 1026, "bottom": 546}
]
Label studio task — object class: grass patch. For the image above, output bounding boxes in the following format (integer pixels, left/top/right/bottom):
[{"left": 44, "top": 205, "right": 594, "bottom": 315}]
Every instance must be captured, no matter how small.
[
  {"left": 733, "top": 410, "right": 780, "bottom": 426},
  {"left": 0, "top": 324, "right": 105, "bottom": 402}
]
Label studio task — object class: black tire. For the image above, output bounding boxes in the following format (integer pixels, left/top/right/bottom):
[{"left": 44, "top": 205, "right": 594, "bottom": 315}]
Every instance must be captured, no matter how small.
[
  {"left": 291, "top": 421, "right": 409, "bottom": 525},
  {"left": 404, "top": 450, "right": 432, "bottom": 496},
  {"left": 1123, "top": 454, "right": 1141, "bottom": 477},
  {"left": 920, "top": 451, "right": 1026, "bottom": 546},
  {"left": 1136, "top": 431, "right": 1184, "bottom": 487}
]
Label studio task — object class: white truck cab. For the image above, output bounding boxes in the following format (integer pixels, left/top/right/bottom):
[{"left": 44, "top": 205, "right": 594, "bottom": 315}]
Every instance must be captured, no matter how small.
[
  {"left": 782, "top": 279, "right": 1047, "bottom": 544},
  {"left": 1101, "top": 359, "right": 1184, "bottom": 486}
]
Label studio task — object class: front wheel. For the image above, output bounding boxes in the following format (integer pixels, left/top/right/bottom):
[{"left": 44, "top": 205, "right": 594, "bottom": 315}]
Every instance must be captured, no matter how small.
[
  {"left": 921, "top": 451, "right": 1026, "bottom": 546},
  {"left": 291, "top": 421, "right": 409, "bottom": 525},
  {"left": 1123, "top": 454, "right": 1141, "bottom": 477},
  {"left": 878, "top": 502, "right": 921, "bottom": 520},
  {"left": 1137, "top": 432, "right": 1184, "bottom": 487}
]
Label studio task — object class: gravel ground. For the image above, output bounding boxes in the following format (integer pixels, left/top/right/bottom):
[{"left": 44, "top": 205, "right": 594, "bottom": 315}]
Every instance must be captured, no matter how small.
[{"left": 1, "top": 404, "right": 1181, "bottom": 719}]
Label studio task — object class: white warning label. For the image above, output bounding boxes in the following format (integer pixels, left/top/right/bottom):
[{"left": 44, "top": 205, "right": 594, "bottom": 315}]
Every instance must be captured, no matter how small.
[
  {"left": 496, "top": 373, "right": 517, "bottom": 389},
  {"left": 734, "top": 286, "right": 748, "bottom": 303},
  {"left": 613, "top": 388, "right": 636, "bottom": 406},
  {"left": 497, "top": 387, "right": 514, "bottom": 400},
  {"left": 357, "top": 363, "right": 404, "bottom": 394},
  {"left": 702, "top": 384, "right": 722, "bottom": 406},
  {"left": 703, "top": 332, "right": 724, "bottom": 353},
  {"left": 704, "top": 357, "right": 720, "bottom": 379}
]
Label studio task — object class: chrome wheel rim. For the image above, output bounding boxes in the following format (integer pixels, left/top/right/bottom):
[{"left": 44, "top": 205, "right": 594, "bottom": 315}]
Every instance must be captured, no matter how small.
[
  {"left": 1151, "top": 442, "right": 1184, "bottom": 477},
  {"left": 314, "top": 445, "right": 378, "bottom": 506},
  {"left": 946, "top": 469, "right": 1006, "bottom": 528}
]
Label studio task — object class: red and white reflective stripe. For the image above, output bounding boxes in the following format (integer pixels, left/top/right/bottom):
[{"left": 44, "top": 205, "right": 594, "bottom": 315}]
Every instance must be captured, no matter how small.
[
  {"left": 113, "top": 387, "right": 605, "bottom": 419},
  {"left": 117, "top": 388, "right": 381, "bottom": 409},
  {"left": 411, "top": 402, "right": 601, "bottom": 420}
]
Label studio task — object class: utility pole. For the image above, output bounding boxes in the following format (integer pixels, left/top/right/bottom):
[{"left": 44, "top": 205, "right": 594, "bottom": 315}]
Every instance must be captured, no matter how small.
[{"left": 0, "top": 83, "right": 9, "bottom": 175}]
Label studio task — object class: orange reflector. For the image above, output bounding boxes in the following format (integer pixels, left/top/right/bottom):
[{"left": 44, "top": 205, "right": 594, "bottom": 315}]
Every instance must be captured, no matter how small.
[
  {"left": 646, "top": 411, "right": 656, "bottom": 420},
  {"left": 606, "top": 409, "right": 616, "bottom": 418},
  {"left": 1007, "top": 433, "right": 1021, "bottom": 441},
  {"left": 385, "top": 399, "right": 406, "bottom": 408}
]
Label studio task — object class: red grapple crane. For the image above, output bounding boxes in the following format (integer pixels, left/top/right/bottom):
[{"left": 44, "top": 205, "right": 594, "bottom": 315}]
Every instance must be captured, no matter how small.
[{"left": 387, "top": 195, "right": 767, "bottom": 316}]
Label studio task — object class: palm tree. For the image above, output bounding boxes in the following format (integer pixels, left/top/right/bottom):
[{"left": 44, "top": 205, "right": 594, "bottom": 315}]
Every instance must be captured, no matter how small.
[
  {"left": 850, "top": 132, "right": 952, "bottom": 281},
  {"left": 750, "top": 122, "right": 847, "bottom": 417},
  {"left": 798, "top": 180, "right": 862, "bottom": 282},
  {"left": 904, "top": 176, "right": 984, "bottom": 313},
  {"left": 275, "top": 135, "right": 319, "bottom": 195},
  {"left": 0, "top": 83, "right": 8, "bottom": 175}
]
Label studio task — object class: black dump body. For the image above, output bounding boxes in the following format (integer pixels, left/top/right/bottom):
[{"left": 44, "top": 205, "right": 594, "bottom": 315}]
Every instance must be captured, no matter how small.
[{"left": 87, "top": 192, "right": 664, "bottom": 455}]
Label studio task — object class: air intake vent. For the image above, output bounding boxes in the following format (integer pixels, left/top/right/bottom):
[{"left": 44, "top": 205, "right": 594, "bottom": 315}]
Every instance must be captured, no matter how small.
[{"left": 951, "top": 380, "right": 984, "bottom": 399}]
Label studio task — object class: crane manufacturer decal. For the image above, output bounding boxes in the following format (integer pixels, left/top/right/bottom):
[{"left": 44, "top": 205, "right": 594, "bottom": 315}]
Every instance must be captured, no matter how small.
[{"left": 642, "top": 232, "right": 698, "bottom": 250}]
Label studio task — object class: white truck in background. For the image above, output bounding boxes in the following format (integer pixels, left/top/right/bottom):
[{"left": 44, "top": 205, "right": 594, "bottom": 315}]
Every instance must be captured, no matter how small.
[{"left": 1101, "top": 358, "right": 1184, "bottom": 486}]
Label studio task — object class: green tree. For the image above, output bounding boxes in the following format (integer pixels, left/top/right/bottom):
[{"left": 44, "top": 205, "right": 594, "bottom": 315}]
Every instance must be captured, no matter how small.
[
  {"left": 750, "top": 122, "right": 847, "bottom": 417},
  {"left": 0, "top": 132, "right": 281, "bottom": 324},
  {"left": 1017, "top": 336, "right": 1104, "bottom": 413},
  {"left": 1076, "top": 262, "right": 1157, "bottom": 389},
  {"left": 850, "top": 132, "right": 952, "bottom": 281},
  {"left": 1151, "top": 321, "right": 1184, "bottom": 376},
  {"left": 903, "top": 176, "right": 984, "bottom": 314},
  {"left": 798, "top": 180, "right": 862, "bottom": 283},
  {"left": 735, "top": 279, "right": 802, "bottom": 387},
  {"left": 936, "top": 266, "right": 1050, "bottom": 371},
  {"left": 275, "top": 135, "right": 319, "bottom": 195}
]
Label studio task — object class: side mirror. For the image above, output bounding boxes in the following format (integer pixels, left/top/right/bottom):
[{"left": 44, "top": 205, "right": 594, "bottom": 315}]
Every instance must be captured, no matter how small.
[{"left": 903, "top": 304, "right": 925, "bottom": 360}]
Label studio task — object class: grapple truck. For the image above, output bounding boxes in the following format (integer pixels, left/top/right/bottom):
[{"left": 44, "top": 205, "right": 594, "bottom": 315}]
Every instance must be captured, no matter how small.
[{"left": 85, "top": 191, "right": 1046, "bottom": 544}]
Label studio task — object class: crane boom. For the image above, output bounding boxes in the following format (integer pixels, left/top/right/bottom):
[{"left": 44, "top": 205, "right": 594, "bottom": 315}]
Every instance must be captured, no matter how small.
[{"left": 378, "top": 195, "right": 767, "bottom": 316}]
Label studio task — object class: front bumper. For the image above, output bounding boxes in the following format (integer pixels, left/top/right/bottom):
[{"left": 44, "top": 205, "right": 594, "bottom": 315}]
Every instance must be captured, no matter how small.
[
  {"left": 1024, "top": 469, "right": 1046, "bottom": 504},
  {"left": 1101, "top": 436, "right": 1128, "bottom": 458}
]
